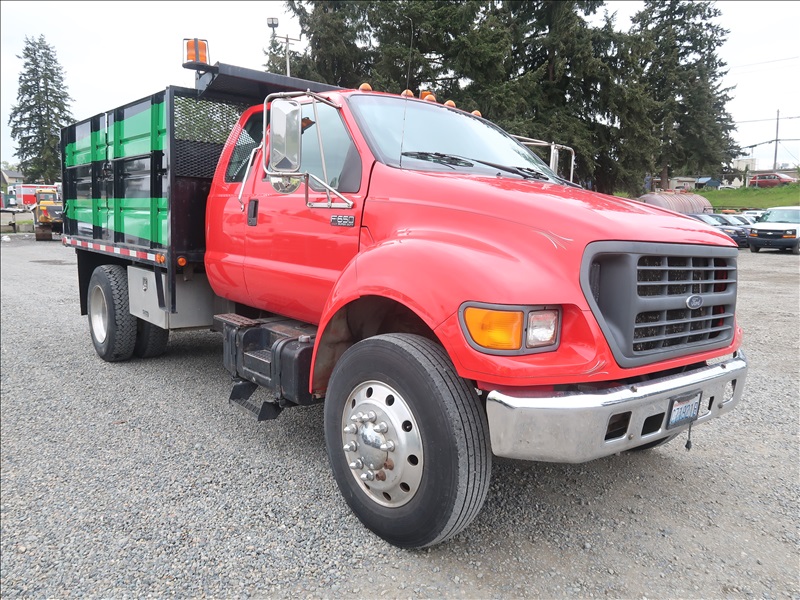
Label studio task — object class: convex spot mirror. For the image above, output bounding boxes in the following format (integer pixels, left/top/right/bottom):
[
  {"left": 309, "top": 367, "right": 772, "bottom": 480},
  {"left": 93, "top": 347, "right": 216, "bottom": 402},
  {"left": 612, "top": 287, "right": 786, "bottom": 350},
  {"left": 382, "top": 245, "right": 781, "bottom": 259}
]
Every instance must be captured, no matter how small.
[{"left": 268, "top": 98, "right": 302, "bottom": 173}]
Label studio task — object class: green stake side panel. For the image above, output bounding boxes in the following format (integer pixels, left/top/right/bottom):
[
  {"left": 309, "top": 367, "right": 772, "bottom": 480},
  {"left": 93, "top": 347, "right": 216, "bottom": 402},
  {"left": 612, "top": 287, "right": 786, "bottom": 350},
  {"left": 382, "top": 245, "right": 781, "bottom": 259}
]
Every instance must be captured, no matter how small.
[{"left": 61, "top": 87, "right": 248, "bottom": 260}]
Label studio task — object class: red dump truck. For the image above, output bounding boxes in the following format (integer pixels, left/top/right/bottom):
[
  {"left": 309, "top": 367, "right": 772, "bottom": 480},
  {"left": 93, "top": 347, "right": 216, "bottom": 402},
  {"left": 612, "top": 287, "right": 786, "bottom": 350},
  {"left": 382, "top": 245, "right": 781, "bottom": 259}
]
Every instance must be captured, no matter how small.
[
  {"left": 6, "top": 183, "right": 59, "bottom": 208},
  {"left": 60, "top": 43, "right": 748, "bottom": 548}
]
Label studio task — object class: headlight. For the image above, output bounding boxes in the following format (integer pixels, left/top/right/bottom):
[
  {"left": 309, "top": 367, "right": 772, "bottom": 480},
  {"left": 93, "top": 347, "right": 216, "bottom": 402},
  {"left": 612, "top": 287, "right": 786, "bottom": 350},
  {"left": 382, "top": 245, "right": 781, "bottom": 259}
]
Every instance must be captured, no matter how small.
[
  {"left": 783, "top": 229, "right": 797, "bottom": 238},
  {"left": 460, "top": 303, "right": 560, "bottom": 354},
  {"left": 721, "top": 228, "right": 736, "bottom": 235},
  {"left": 526, "top": 310, "right": 559, "bottom": 348}
]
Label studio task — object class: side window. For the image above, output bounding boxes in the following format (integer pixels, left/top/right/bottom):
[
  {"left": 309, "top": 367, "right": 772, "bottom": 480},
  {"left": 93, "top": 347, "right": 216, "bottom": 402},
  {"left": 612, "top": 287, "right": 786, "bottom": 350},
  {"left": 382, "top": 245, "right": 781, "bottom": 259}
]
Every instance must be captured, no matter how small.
[
  {"left": 225, "top": 111, "right": 264, "bottom": 182},
  {"left": 300, "top": 103, "right": 361, "bottom": 193}
]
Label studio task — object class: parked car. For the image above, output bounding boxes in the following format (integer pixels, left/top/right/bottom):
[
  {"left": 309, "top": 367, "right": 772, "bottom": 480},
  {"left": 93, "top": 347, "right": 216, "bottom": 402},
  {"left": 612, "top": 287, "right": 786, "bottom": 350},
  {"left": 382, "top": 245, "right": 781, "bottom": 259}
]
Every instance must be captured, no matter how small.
[
  {"left": 713, "top": 213, "right": 753, "bottom": 232},
  {"left": 686, "top": 213, "right": 750, "bottom": 248},
  {"left": 748, "top": 173, "right": 798, "bottom": 188},
  {"left": 747, "top": 206, "right": 800, "bottom": 254},
  {"left": 741, "top": 209, "right": 765, "bottom": 221}
]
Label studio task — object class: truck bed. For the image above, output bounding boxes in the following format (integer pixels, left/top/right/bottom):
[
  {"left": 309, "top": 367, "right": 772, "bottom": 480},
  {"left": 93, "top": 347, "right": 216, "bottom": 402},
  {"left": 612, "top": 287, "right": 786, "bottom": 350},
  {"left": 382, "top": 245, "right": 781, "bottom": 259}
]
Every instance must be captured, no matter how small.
[{"left": 60, "top": 86, "right": 249, "bottom": 309}]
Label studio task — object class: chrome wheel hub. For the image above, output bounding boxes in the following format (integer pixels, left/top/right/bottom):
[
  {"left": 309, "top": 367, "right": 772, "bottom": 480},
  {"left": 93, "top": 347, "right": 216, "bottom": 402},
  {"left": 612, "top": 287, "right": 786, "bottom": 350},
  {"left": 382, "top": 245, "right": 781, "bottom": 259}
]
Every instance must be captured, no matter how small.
[
  {"left": 89, "top": 285, "right": 109, "bottom": 343},
  {"left": 340, "top": 380, "right": 423, "bottom": 507}
]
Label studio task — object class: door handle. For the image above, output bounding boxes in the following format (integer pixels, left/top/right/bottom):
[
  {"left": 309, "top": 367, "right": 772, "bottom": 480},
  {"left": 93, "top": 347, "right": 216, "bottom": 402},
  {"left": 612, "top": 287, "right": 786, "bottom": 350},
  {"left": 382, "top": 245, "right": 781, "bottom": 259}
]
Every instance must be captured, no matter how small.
[{"left": 247, "top": 198, "right": 259, "bottom": 226}]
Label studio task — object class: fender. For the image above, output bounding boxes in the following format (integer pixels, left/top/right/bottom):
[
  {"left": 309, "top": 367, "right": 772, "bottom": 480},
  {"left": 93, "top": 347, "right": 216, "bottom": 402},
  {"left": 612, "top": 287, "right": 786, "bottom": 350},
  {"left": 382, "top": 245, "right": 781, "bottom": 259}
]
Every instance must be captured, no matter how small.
[{"left": 310, "top": 219, "right": 590, "bottom": 393}]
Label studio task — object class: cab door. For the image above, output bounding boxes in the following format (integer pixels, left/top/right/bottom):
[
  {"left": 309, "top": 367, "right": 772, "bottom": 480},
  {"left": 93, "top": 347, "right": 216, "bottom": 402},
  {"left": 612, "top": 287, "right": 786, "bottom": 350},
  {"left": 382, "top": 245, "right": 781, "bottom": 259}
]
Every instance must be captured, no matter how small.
[
  {"left": 205, "top": 106, "right": 263, "bottom": 306},
  {"left": 243, "top": 101, "right": 365, "bottom": 324}
]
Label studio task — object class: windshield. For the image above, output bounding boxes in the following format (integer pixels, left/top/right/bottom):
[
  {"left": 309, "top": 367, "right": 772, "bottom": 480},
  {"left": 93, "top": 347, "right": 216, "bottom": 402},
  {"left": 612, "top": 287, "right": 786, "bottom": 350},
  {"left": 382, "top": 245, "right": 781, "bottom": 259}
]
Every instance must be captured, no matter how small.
[
  {"left": 692, "top": 214, "right": 719, "bottom": 225},
  {"left": 348, "top": 94, "right": 560, "bottom": 181},
  {"left": 760, "top": 209, "right": 800, "bottom": 224},
  {"left": 705, "top": 214, "right": 729, "bottom": 225}
]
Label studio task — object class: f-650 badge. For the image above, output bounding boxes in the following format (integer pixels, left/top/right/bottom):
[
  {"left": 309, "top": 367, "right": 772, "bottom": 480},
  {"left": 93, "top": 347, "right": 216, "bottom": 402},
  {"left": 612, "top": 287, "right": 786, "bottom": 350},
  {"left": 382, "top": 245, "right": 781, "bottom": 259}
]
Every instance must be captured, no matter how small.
[{"left": 331, "top": 215, "right": 355, "bottom": 227}]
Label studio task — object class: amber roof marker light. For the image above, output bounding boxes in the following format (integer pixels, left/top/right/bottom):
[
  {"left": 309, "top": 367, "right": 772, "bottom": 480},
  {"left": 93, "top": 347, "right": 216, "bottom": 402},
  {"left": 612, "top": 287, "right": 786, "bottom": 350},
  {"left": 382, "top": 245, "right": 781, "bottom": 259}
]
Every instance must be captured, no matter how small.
[{"left": 183, "top": 38, "right": 210, "bottom": 70}]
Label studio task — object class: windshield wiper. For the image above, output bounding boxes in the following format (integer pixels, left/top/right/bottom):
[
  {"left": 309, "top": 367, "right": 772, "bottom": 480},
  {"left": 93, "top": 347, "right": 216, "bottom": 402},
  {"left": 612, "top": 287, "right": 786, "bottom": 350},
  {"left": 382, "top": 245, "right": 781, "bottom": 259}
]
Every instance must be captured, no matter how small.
[
  {"left": 401, "top": 151, "right": 551, "bottom": 180},
  {"left": 400, "top": 151, "right": 470, "bottom": 169}
]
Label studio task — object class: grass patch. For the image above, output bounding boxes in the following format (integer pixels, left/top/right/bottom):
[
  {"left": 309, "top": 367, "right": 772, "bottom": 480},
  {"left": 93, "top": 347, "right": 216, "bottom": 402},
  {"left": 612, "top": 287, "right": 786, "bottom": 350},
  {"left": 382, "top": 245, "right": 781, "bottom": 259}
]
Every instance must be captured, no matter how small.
[{"left": 697, "top": 184, "right": 800, "bottom": 211}]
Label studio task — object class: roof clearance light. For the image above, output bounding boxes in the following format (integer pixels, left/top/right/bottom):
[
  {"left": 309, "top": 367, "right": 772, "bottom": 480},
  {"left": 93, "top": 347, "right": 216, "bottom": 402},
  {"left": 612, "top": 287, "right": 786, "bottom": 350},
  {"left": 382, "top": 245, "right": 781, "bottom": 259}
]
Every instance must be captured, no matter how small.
[
  {"left": 424, "top": 94, "right": 437, "bottom": 102},
  {"left": 401, "top": 89, "right": 415, "bottom": 97},
  {"left": 359, "top": 83, "right": 373, "bottom": 91},
  {"left": 444, "top": 100, "right": 456, "bottom": 107},
  {"left": 183, "top": 38, "right": 210, "bottom": 69},
  {"left": 471, "top": 109, "right": 482, "bottom": 117}
]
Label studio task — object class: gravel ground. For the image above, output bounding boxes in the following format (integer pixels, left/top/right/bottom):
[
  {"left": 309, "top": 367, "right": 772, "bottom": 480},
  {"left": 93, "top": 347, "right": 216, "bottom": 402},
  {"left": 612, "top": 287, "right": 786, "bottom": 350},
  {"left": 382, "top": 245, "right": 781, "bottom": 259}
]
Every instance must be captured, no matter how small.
[{"left": 1, "top": 233, "right": 798, "bottom": 599}]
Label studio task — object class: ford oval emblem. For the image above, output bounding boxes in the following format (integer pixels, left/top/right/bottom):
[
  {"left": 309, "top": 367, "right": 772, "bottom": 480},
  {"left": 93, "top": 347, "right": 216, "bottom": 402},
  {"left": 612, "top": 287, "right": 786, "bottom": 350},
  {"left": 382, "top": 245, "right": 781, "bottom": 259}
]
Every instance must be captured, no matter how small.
[{"left": 686, "top": 295, "right": 704, "bottom": 309}]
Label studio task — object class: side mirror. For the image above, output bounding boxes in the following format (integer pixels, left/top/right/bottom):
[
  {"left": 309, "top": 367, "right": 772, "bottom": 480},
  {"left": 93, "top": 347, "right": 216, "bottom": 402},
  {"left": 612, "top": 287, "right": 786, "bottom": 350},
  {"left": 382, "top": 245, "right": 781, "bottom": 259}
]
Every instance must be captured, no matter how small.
[{"left": 268, "top": 98, "right": 302, "bottom": 173}]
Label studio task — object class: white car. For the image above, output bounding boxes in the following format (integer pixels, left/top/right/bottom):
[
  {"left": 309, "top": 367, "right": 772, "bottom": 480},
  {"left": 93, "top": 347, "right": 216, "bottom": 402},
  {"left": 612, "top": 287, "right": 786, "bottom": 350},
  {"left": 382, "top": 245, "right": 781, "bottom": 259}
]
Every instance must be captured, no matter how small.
[
  {"left": 747, "top": 206, "right": 800, "bottom": 254},
  {"left": 741, "top": 209, "right": 765, "bottom": 220}
]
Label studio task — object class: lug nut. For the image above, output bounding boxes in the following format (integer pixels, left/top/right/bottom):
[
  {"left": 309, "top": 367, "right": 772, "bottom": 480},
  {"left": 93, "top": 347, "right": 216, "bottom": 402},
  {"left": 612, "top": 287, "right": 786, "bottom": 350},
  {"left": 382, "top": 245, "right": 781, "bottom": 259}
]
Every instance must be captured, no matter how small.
[
  {"left": 374, "top": 422, "right": 388, "bottom": 434},
  {"left": 365, "top": 411, "right": 377, "bottom": 422},
  {"left": 379, "top": 441, "right": 395, "bottom": 452},
  {"left": 349, "top": 459, "right": 363, "bottom": 470},
  {"left": 375, "top": 470, "right": 387, "bottom": 481},
  {"left": 360, "top": 471, "right": 375, "bottom": 481},
  {"left": 343, "top": 424, "right": 358, "bottom": 434},
  {"left": 343, "top": 441, "right": 358, "bottom": 452}
]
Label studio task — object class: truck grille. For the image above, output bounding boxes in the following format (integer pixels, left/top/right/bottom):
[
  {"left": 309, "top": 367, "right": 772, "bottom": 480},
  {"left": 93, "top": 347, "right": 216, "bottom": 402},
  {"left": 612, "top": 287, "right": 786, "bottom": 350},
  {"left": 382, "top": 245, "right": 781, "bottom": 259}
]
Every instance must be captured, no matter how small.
[
  {"left": 751, "top": 229, "right": 785, "bottom": 239},
  {"left": 581, "top": 243, "right": 738, "bottom": 368}
]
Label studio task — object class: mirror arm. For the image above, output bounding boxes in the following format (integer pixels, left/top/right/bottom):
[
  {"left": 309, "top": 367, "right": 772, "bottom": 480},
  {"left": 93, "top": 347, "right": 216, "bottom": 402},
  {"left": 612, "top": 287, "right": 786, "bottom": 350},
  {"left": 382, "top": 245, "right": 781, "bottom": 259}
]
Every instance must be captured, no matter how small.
[
  {"left": 237, "top": 145, "right": 260, "bottom": 212},
  {"left": 310, "top": 99, "right": 333, "bottom": 207},
  {"left": 263, "top": 171, "right": 354, "bottom": 209}
]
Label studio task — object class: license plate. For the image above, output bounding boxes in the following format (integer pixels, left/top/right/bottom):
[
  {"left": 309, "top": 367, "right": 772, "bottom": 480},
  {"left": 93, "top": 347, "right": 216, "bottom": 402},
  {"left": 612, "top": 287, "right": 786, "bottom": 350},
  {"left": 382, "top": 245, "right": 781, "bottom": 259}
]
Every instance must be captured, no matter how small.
[{"left": 667, "top": 392, "right": 701, "bottom": 429}]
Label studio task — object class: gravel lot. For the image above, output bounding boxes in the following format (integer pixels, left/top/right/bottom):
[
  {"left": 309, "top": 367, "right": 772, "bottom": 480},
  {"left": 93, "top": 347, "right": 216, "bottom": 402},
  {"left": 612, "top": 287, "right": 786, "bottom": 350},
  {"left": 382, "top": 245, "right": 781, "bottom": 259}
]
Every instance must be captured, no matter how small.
[{"left": 1, "top": 234, "right": 798, "bottom": 599}]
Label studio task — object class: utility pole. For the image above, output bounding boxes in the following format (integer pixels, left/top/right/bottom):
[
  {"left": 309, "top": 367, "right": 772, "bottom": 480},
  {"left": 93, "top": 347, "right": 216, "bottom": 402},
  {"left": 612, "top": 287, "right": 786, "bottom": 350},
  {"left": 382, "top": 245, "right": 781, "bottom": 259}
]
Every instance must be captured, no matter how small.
[
  {"left": 282, "top": 33, "right": 301, "bottom": 77},
  {"left": 266, "top": 18, "right": 300, "bottom": 77},
  {"left": 773, "top": 109, "right": 780, "bottom": 170}
]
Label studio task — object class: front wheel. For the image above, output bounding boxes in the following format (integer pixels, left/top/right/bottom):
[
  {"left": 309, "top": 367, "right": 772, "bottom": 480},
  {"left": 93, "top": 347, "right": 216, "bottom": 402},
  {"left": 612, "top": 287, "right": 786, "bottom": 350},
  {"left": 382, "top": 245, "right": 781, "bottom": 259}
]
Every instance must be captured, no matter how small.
[
  {"left": 749, "top": 245, "right": 760, "bottom": 253},
  {"left": 324, "top": 333, "right": 492, "bottom": 549}
]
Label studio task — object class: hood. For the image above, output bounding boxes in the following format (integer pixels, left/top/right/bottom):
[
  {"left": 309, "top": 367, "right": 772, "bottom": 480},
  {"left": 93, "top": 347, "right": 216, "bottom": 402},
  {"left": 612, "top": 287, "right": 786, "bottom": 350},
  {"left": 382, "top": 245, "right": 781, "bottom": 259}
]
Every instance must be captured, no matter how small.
[{"left": 365, "top": 164, "right": 735, "bottom": 249}]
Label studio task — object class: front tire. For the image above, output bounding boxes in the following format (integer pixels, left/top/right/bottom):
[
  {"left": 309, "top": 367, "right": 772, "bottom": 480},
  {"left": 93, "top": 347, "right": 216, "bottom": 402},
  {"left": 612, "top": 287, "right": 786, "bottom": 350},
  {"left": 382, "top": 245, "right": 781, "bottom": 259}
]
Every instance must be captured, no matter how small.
[
  {"left": 87, "top": 265, "right": 137, "bottom": 362},
  {"left": 749, "top": 245, "right": 760, "bottom": 253},
  {"left": 324, "top": 333, "right": 491, "bottom": 548}
]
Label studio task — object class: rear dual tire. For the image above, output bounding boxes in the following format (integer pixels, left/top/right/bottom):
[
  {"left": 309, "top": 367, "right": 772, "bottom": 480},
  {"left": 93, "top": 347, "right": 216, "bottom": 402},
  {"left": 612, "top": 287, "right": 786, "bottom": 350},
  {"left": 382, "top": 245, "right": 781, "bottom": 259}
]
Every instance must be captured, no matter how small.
[
  {"left": 88, "top": 265, "right": 137, "bottom": 362},
  {"left": 88, "top": 265, "right": 169, "bottom": 362}
]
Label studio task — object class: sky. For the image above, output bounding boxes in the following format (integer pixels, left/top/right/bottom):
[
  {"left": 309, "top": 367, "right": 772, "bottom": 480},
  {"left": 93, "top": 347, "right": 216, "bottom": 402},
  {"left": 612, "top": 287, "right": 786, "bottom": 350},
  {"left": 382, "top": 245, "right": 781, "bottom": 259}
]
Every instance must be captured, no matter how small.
[{"left": 1, "top": 1, "right": 798, "bottom": 173}]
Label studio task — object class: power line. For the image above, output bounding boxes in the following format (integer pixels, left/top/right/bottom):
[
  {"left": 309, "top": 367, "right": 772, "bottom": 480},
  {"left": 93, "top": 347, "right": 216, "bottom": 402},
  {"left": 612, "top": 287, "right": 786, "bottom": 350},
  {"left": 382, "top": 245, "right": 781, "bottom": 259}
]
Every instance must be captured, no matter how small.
[
  {"left": 737, "top": 116, "right": 800, "bottom": 124},
  {"left": 728, "top": 56, "right": 799, "bottom": 69}
]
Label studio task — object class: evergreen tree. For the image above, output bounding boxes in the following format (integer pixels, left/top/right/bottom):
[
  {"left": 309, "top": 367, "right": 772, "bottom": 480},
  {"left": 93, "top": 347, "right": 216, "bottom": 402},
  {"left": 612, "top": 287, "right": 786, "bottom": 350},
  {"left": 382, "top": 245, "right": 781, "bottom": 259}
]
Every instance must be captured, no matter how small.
[
  {"left": 276, "top": 1, "right": 694, "bottom": 194},
  {"left": 631, "top": 1, "right": 737, "bottom": 188},
  {"left": 8, "top": 35, "right": 73, "bottom": 184},
  {"left": 282, "top": 1, "right": 373, "bottom": 87}
]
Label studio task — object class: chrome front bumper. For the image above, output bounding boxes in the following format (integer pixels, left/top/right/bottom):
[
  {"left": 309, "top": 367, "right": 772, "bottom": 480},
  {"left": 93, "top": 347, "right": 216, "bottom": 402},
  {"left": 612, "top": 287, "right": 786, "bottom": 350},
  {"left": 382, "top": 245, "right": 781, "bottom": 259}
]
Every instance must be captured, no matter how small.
[{"left": 485, "top": 351, "right": 747, "bottom": 463}]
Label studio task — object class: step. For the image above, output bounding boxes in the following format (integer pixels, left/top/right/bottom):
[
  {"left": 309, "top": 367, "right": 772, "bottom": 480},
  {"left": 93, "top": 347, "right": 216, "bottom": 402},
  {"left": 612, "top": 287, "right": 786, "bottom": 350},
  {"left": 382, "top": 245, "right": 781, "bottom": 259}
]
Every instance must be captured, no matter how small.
[{"left": 229, "top": 394, "right": 283, "bottom": 421}]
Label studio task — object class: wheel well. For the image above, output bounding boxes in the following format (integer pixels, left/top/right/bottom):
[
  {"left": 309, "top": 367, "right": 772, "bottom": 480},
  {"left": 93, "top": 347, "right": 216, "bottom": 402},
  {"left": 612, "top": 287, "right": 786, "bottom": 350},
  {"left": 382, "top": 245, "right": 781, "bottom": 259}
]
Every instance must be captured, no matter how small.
[
  {"left": 76, "top": 250, "right": 131, "bottom": 315},
  {"left": 312, "top": 296, "right": 439, "bottom": 394}
]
